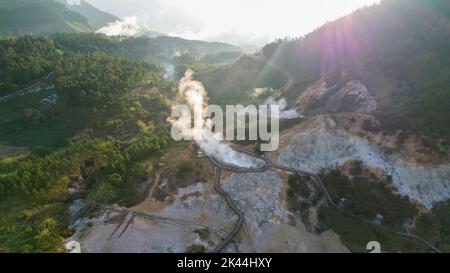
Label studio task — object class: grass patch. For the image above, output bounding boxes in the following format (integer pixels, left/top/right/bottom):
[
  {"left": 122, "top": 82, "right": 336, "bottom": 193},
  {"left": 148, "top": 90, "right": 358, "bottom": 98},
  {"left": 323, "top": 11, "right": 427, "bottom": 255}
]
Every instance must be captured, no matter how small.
[
  {"left": 414, "top": 201, "right": 450, "bottom": 251},
  {"left": 0, "top": 89, "right": 83, "bottom": 148},
  {"left": 176, "top": 160, "right": 195, "bottom": 178},
  {"left": 321, "top": 170, "right": 417, "bottom": 231},
  {"left": 318, "top": 206, "right": 429, "bottom": 253},
  {"left": 316, "top": 170, "right": 439, "bottom": 253},
  {"left": 0, "top": 121, "right": 79, "bottom": 148},
  {"left": 0, "top": 196, "right": 70, "bottom": 253}
]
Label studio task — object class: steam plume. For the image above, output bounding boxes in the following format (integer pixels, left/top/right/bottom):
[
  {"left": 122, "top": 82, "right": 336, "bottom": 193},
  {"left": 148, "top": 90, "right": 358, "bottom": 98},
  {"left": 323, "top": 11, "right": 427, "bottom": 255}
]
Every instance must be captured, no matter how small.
[
  {"left": 174, "top": 70, "right": 264, "bottom": 168},
  {"left": 96, "top": 16, "right": 144, "bottom": 37},
  {"left": 265, "top": 97, "right": 302, "bottom": 119}
]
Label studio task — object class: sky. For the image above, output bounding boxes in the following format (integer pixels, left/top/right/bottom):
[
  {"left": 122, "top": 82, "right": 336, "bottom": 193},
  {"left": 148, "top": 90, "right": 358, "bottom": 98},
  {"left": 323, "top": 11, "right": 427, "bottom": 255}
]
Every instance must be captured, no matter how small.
[{"left": 85, "top": 0, "right": 380, "bottom": 50}]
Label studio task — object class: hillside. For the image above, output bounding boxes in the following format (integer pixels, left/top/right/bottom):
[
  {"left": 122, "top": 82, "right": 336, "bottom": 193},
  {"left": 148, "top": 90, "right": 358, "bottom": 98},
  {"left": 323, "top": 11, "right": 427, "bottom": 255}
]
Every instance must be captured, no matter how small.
[
  {"left": 0, "top": 33, "right": 241, "bottom": 97},
  {"left": 0, "top": 31, "right": 176, "bottom": 252},
  {"left": 60, "top": 0, "right": 118, "bottom": 29},
  {"left": 254, "top": 0, "right": 450, "bottom": 252},
  {"left": 262, "top": 0, "right": 450, "bottom": 140},
  {"left": 0, "top": 0, "right": 117, "bottom": 37},
  {"left": 52, "top": 33, "right": 242, "bottom": 64},
  {"left": 1, "top": 0, "right": 450, "bottom": 254}
]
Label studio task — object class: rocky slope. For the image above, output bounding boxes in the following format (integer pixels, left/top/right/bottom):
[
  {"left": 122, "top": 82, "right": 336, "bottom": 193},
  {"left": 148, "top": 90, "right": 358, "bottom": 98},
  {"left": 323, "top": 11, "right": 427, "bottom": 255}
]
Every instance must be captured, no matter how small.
[
  {"left": 297, "top": 80, "right": 377, "bottom": 115},
  {"left": 274, "top": 76, "right": 450, "bottom": 209},
  {"left": 271, "top": 112, "right": 450, "bottom": 209},
  {"left": 66, "top": 77, "right": 449, "bottom": 253},
  {"left": 67, "top": 168, "right": 348, "bottom": 253}
]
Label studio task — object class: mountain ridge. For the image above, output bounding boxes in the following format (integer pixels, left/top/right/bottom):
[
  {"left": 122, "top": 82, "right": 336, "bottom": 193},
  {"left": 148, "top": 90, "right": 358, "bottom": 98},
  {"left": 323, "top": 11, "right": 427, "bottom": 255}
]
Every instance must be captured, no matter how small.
[
  {"left": 0, "top": 0, "right": 118, "bottom": 37},
  {"left": 59, "top": 0, "right": 119, "bottom": 29}
]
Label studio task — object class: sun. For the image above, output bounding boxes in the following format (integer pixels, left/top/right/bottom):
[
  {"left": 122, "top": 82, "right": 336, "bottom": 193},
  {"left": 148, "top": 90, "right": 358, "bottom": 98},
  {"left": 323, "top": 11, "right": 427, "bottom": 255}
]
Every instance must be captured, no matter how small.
[
  {"left": 166, "top": 0, "right": 380, "bottom": 40},
  {"left": 87, "top": 0, "right": 380, "bottom": 45}
]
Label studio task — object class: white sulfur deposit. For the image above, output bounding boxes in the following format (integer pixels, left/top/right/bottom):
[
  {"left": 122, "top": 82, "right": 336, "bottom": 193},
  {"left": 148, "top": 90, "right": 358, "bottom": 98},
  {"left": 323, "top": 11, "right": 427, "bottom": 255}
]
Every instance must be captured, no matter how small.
[{"left": 274, "top": 115, "right": 450, "bottom": 209}]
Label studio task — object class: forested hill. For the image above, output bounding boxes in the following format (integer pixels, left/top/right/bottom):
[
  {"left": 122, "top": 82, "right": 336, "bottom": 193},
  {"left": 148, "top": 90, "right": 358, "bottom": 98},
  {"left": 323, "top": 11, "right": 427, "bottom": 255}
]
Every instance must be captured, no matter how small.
[
  {"left": 263, "top": 0, "right": 450, "bottom": 140},
  {"left": 0, "top": 33, "right": 241, "bottom": 97},
  {"left": 58, "top": 0, "right": 119, "bottom": 29},
  {"left": 52, "top": 34, "right": 242, "bottom": 64},
  {"left": 0, "top": 0, "right": 117, "bottom": 37},
  {"left": 0, "top": 23, "right": 178, "bottom": 252}
]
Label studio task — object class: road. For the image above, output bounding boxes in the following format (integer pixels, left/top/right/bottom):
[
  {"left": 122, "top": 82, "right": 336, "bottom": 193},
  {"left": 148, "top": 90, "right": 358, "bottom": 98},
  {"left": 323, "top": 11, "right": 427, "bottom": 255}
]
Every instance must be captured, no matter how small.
[
  {"left": 207, "top": 147, "right": 441, "bottom": 253},
  {"left": 211, "top": 167, "right": 245, "bottom": 253},
  {"left": 206, "top": 147, "right": 275, "bottom": 253},
  {"left": 100, "top": 205, "right": 228, "bottom": 239},
  {"left": 0, "top": 71, "right": 54, "bottom": 103}
]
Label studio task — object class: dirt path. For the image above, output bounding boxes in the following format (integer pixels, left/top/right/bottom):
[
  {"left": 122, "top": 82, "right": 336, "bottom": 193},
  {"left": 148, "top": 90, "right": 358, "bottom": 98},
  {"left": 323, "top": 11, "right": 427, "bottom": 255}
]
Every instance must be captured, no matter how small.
[
  {"left": 207, "top": 149, "right": 272, "bottom": 253},
  {"left": 146, "top": 169, "right": 163, "bottom": 201},
  {"left": 207, "top": 145, "right": 441, "bottom": 253},
  {"left": 100, "top": 206, "right": 228, "bottom": 238},
  {"left": 210, "top": 167, "right": 245, "bottom": 253}
]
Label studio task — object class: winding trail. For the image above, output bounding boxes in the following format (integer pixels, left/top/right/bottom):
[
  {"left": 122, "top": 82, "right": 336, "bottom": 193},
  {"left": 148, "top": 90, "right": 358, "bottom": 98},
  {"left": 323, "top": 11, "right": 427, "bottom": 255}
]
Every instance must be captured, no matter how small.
[
  {"left": 207, "top": 147, "right": 442, "bottom": 253},
  {"left": 94, "top": 144, "right": 441, "bottom": 253},
  {"left": 207, "top": 147, "right": 273, "bottom": 253},
  {"left": 211, "top": 167, "right": 245, "bottom": 253},
  {"left": 100, "top": 205, "right": 228, "bottom": 239}
]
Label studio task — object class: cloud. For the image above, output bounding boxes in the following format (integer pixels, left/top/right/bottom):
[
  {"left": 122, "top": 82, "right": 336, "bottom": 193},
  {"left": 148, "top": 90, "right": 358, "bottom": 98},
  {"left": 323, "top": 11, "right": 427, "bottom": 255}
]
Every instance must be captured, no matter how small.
[
  {"left": 96, "top": 16, "right": 144, "bottom": 36},
  {"left": 87, "top": 0, "right": 380, "bottom": 49}
]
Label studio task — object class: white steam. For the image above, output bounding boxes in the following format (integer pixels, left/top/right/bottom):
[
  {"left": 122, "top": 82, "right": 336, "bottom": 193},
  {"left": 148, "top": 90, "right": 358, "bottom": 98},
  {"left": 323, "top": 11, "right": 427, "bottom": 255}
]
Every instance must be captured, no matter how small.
[
  {"left": 174, "top": 70, "right": 264, "bottom": 168},
  {"left": 96, "top": 16, "right": 144, "bottom": 37},
  {"left": 66, "top": 0, "right": 81, "bottom": 5},
  {"left": 265, "top": 97, "right": 303, "bottom": 119},
  {"left": 163, "top": 63, "right": 176, "bottom": 80},
  {"left": 171, "top": 49, "right": 188, "bottom": 58}
]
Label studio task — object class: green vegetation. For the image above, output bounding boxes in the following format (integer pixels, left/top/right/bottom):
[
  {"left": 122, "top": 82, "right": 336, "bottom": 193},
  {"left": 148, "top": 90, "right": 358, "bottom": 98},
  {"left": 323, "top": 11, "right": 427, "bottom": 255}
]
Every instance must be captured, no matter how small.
[
  {"left": 415, "top": 202, "right": 450, "bottom": 252},
  {"left": 0, "top": 34, "right": 174, "bottom": 149},
  {"left": 1, "top": 138, "right": 140, "bottom": 200},
  {"left": 321, "top": 170, "right": 417, "bottom": 231},
  {"left": 176, "top": 160, "right": 195, "bottom": 178},
  {"left": 286, "top": 174, "right": 314, "bottom": 221},
  {"left": 194, "top": 228, "right": 210, "bottom": 241},
  {"left": 0, "top": 32, "right": 241, "bottom": 97},
  {"left": 54, "top": 52, "right": 161, "bottom": 107},
  {"left": 0, "top": 0, "right": 119, "bottom": 38},
  {"left": 316, "top": 170, "right": 450, "bottom": 253},
  {"left": 0, "top": 36, "right": 54, "bottom": 96},
  {"left": 0, "top": 87, "right": 87, "bottom": 148},
  {"left": 0, "top": 0, "right": 94, "bottom": 37},
  {"left": 199, "top": 51, "right": 242, "bottom": 64},
  {"left": 1, "top": 0, "right": 449, "bottom": 254},
  {"left": 195, "top": 55, "right": 285, "bottom": 105},
  {"left": 287, "top": 174, "right": 312, "bottom": 205},
  {"left": 0, "top": 32, "right": 178, "bottom": 252},
  {"left": 52, "top": 33, "right": 241, "bottom": 65},
  {"left": 0, "top": 132, "right": 172, "bottom": 252},
  {"left": 186, "top": 244, "right": 206, "bottom": 253},
  {"left": 59, "top": 0, "right": 118, "bottom": 29},
  {"left": 318, "top": 206, "right": 429, "bottom": 253}
]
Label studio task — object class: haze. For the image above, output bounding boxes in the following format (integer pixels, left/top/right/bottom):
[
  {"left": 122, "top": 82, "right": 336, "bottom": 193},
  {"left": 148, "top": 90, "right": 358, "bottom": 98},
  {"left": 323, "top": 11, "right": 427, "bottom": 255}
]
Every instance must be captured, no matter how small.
[{"left": 87, "top": 0, "right": 380, "bottom": 49}]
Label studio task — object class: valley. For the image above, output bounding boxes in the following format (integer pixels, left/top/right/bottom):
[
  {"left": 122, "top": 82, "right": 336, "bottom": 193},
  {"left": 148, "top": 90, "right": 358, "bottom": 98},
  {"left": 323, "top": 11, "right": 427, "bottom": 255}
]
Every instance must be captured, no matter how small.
[{"left": 1, "top": 0, "right": 450, "bottom": 254}]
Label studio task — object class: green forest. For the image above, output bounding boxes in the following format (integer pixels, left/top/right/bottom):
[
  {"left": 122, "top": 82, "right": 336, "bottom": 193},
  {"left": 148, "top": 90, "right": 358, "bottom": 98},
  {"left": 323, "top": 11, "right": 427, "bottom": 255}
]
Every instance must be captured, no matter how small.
[{"left": 0, "top": 33, "right": 177, "bottom": 252}]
